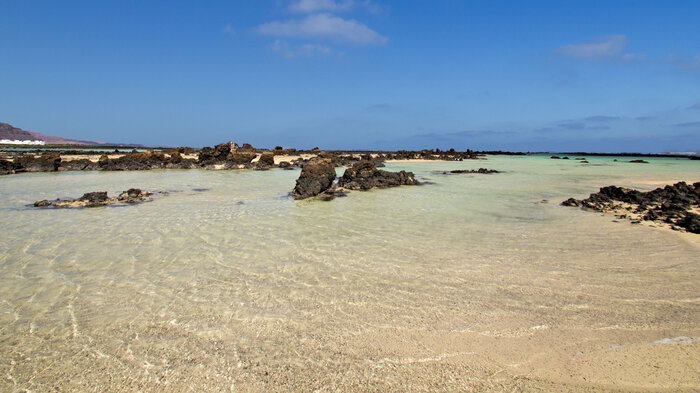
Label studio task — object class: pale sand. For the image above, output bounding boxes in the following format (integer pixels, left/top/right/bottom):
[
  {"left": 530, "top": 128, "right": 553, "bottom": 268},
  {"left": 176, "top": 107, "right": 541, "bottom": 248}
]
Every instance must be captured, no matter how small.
[{"left": 272, "top": 154, "right": 315, "bottom": 165}]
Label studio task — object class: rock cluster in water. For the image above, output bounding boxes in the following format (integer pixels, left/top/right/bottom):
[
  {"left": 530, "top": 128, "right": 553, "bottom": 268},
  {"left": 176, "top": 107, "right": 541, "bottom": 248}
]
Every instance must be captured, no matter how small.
[
  {"left": 337, "top": 160, "right": 419, "bottom": 190},
  {"left": 561, "top": 181, "right": 700, "bottom": 233},
  {"left": 34, "top": 188, "right": 165, "bottom": 208},
  {"left": 290, "top": 160, "right": 419, "bottom": 200},
  {"left": 290, "top": 157, "right": 337, "bottom": 200},
  {"left": 437, "top": 168, "right": 500, "bottom": 175}
]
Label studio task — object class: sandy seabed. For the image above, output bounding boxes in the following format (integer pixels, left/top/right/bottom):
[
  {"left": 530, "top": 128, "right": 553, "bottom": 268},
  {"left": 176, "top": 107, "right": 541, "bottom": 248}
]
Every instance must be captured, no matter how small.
[{"left": 0, "top": 157, "right": 698, "bottom": 392}]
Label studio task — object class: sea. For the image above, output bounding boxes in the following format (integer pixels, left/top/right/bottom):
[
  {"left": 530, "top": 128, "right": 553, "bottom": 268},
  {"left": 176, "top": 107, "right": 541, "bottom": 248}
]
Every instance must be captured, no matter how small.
[{"left": 0, "top": 155, "right": 698, "bottom": 392}]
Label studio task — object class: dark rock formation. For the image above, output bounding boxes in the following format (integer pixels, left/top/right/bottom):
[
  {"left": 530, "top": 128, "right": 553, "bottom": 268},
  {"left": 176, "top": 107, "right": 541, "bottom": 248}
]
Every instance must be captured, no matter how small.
[
  {"left": 561, "top": 182, "right": 700, "bottom": 233},
  {"left": 256, "top": 151, "right": 275, "bottom": 170},
  {"left": 290, "top": 157, "right": 337, "bottom": 199},
  {"left": 0, "top": 159, "right": 16, "bottom": 175},
  {"left": 34, "top": 189, "right": 163, "bottom": 208},
  {"left": 59, "top": 158, "right": 98, "bottom": 171},
  {"left": 337, "top": 160, "right": 419, "bottom": 190},
  {"left": 550, "top": 156, "right": 561, "bottom": 159},
  {"left": 278, "top": 161, "right": 293, "bottom": 170},
  {"left": 14, "top": 153, "right": 61, "bottom": 172},
  {"left": 198, "top": 143, "right": 232, "bottom": 166},
  {"left": 629, "top": 159, "right": 649, "bottom": 164},
  {"left": 98, "top": 151, "right": 171, "bottom": 171},
  {"left": 440, "top": 168, "right": 500, "bottom": 175},
  {"left": 228, "top": 152, "right": 256, "bottom": 166}
]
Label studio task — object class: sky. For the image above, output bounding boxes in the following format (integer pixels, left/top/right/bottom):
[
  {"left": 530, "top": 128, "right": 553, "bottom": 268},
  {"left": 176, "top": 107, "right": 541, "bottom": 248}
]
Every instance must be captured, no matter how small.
[{"left": 1, "top": 0, "right": 699, "bottom": 152}]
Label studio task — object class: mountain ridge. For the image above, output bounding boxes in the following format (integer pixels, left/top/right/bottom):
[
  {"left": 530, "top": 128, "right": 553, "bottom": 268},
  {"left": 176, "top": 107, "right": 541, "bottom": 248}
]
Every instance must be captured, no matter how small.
[{"left": 0, "top": 122, "right": 135, "bottom": 146}]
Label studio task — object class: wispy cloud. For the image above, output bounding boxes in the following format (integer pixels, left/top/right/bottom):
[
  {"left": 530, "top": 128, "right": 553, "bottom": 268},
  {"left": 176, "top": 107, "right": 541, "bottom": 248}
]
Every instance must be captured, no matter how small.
[
  {"left": 257, "top": 13, "right": 387, "bottom": 45},
  {"left": 272, "top": 39, "right": 334, "bottom": 58},
  {"left": 585, "top": 115, "right": 620, "bottom": 122},
  {"left": 674, "top": 121, "right": 700, "bottom": 127},
  {"left": 223, "top": 24, "right": 236, "bottom": 36},
  {"left": 289, "top": 0, "right": 353, "bottom": 13},
  {"left": 689, "top": 103, "right": 700, "bottom": 110},
  {"left": 288, "top": 0, "right": 382, "bottom": 14},
  {"left": 447, "top": 130, "right": 514, "bottom": 137},
  {"left": 676, "top": 56, "right": 700, "bottom": 72},
  {"left": 558, "top": 35, "right": 643, "bottom": 62},
  {"left": 557, "top": 122, "right": 586, "bottom": 130},
  {"left": 365, "top": 103, "right": 393, "bottom": 111}
]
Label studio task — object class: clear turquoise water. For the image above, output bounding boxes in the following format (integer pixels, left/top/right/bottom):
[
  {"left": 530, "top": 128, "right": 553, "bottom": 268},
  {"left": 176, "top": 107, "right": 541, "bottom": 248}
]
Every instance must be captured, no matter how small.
[{"left": 0, "top": 156, "right": 698, "bottom": 391}]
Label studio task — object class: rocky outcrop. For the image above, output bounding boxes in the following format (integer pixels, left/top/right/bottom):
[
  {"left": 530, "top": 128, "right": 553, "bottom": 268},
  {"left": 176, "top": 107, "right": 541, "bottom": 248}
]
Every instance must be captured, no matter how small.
[
  {"left": 198, "top": 143, "right": 232, "bottom": 165},
  {"left": 290, "top": 157, "right": 337, "bottom": 199},
  {"left": 99, "top": 151, "right": 167, "bottom": 170},
  {"left": 14, "top": 153, "right": 61, "bottom": 172},
  {"left": 59, "top": 158, "right": 98, "bottom": 171},
  {"left": 561, "top": 182, "right": 700, "bottom": 233},
  {"left": 384, "top": 149, "right": 478, "bottom": 161},
  {"left": 337, "top": 161, "right": 419, "bottom": 190},
  {"left": 198, "top": 143, "right": 257, "bottom": 168},
  {"left": 438, "top": 168, "right": 500, "bottom": 174},
  {"left": 256, "top": 151, "right": 275, "bottom": 170},
  {"left": 34, "top": 188, "right": 165, "bottom": 208},
  {"left": 0, "top": 159, "right": 17, "bottom": 175}
]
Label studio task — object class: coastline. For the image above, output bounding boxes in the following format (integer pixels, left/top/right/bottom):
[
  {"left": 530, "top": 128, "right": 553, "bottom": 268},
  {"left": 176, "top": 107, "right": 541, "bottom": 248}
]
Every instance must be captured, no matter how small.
[{"left": 0, "top": 154, "right": 698, "bottom": 391}]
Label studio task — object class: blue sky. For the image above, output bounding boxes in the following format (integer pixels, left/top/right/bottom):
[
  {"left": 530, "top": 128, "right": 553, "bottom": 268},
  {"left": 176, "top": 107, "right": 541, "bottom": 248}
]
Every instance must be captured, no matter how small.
[{"left": 1, "top": 0, "right": 699, "bottom": 152}]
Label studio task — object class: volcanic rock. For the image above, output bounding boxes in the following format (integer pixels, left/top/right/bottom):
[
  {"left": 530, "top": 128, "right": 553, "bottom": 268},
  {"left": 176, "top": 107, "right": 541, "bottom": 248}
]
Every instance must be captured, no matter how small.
[
  {"left": 442, "top": 168, "right": 500, "bottom": 174},
  {"left": 290, "top": 157, "right": 337, "bottom": 199},
  {"left": 15, "top": 153, "right": 61, "bottom": 172},
  {"left": 561, "top": 181, "right": 700, "bottom": 233},
  {"left": 59, "top": 159, "right": 98, "bottom": 171},
  {"left": 0, "top": 159, "right": 16, "bottom": 175},
  {"left": 256, "top": 151, "right": 275, "bottom": 170},
  {"left": 34, "top": 189, "right": 162, "bottom": 208},
  {"left": 338, "top": 160, "right": 419, "bottom": 190}
]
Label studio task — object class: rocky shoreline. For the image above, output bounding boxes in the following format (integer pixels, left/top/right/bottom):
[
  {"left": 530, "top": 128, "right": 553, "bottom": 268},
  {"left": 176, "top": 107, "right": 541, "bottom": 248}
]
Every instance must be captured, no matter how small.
[
  {"left": 0, "top": 143, "right": 486, "bottom": 176},
  {"left": 562, "top": 182, "right": 700, "bottom": 234}
]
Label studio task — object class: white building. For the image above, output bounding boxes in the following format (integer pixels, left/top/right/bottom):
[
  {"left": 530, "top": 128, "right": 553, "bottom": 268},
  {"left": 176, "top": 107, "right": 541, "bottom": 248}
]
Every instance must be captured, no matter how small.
[{"left": 0, "top": 139, "right": 46, "bottom": 145}]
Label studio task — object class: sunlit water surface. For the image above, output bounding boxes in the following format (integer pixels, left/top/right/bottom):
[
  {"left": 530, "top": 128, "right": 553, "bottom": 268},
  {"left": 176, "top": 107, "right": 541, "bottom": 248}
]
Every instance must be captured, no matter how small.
[{"left": 1, "top": 156, "right": 698, "bottom": 392}]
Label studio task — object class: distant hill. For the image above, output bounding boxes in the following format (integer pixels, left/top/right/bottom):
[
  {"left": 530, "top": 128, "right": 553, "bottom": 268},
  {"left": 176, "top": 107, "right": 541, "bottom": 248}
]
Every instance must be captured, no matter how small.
[{"left": 0, "top": 122, "right": 141, "bottom": 146}]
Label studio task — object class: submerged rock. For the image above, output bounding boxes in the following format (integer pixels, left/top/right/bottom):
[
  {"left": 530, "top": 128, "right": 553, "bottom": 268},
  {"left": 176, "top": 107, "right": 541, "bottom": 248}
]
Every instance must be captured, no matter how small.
[
  {"left": 561, "top": 181, "right": 700, "bottom": 233},
  {"left": 290, "top": 157, "right": 337, "bottom": 199},
  {"left": 34, "top": 189, "right": 165, "bottom": 208},
  {"left": 338, "top": 160, "right": 419, "bottom": 190}
]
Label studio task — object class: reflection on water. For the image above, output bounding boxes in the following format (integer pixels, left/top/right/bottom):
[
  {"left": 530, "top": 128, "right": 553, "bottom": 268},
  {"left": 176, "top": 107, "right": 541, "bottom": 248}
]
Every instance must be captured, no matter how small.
[{"left": 0, "top": 156, "right": 698, "bottom": 392}]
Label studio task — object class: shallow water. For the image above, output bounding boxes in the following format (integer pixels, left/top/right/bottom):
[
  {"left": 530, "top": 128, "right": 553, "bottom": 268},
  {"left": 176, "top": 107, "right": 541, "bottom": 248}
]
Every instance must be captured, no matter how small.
[{"left": 0, "top": 156, "right": 698, "bottom": 392}]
